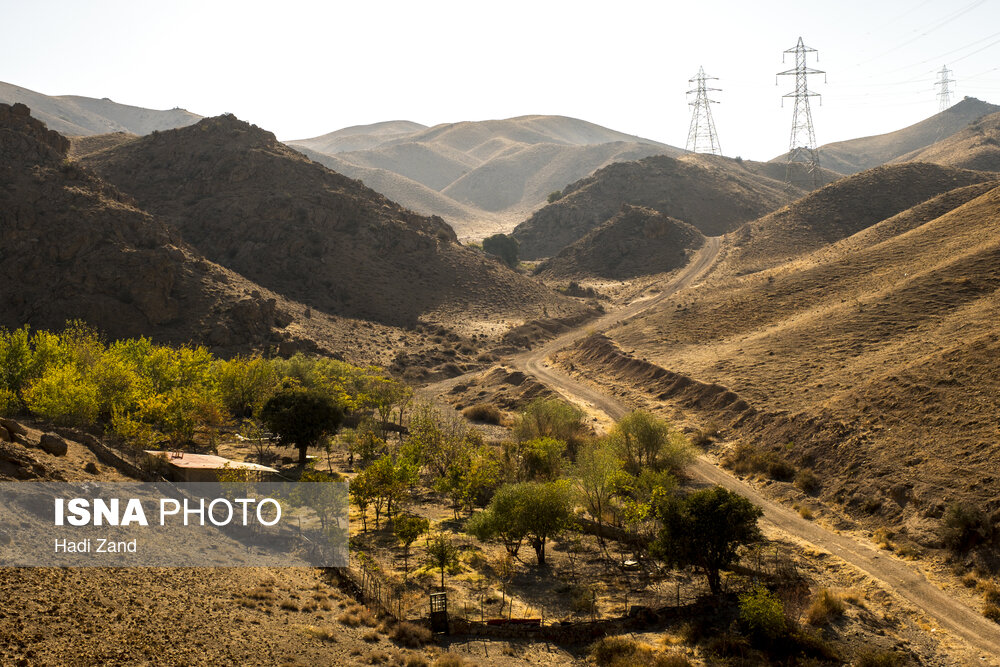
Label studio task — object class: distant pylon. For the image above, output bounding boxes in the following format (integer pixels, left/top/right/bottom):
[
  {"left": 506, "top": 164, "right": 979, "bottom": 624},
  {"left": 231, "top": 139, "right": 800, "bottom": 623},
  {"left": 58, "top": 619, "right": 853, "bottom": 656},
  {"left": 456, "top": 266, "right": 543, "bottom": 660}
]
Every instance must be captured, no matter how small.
[
  {"left": 777, "top": 37, "right": 825, "bottom": 189},
  {"left": 935, "top": 65, "right": 955, "bottom": 111},
  {"left": 686, "top": 66, "right": 722, "bottom": 155}
]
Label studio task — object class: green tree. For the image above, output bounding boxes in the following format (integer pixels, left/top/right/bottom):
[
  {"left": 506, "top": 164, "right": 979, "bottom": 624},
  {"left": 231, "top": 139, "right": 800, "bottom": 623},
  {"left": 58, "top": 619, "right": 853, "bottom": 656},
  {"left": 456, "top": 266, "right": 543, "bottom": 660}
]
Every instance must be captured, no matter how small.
[
  {"left": 519, "top": 437, "right": 566, "bottom": 481},
  {"left": 25, "top": 363, "right": 99, "bottom": 426},
  {"left": 350, "top": 472, "right": 374, "bottom": 532},
  {"left": 513, "top": 398, "right": 589, "bottom": 459},
  {"left": 394, "top": 514, "right": 430, "bottom": 575},
  {"left": 466, "top": 481, "right": 574, "bottom": 566},
  {"left": 425, "top": 533, "right": 459, "bottom": 590},
  {"left": 215, "top": 354, "right": 278, "bottom": 418},
  {"left": 260, "top": 387, "right": 344, "bottom": 466},
  {"left": 482, "top": 233, "right": 520, "bottom": 269},
  {"left": 546, "top": 190, "right": 562, "bottom": 203},
  {"left": 609, "top": 410, "right": 692, "bottom": 475},
  {"left": 574, "top": 440, "right": 626, "bottom": 539},
  {"left": 294, "top": 468, "right": 347, "bottom": 533},
  {"left": 652, "top": 485, "right": 763, "bottom": 596}
]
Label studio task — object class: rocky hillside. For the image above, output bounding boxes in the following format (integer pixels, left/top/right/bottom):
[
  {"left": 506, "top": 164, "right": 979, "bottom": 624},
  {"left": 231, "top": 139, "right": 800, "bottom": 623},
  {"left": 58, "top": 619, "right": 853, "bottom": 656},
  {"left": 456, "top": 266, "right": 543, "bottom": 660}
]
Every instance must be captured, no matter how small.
[
  {"left": 773, "top": 97, "right": 1000, "bottom": 174},
  {"left": 723, "top": 162, "right": 998, "bottom": 275},
  {"left": 0, "top": 81, "right": 202, "bottom": 137},
  {"left": 512, "top": 153, "right": 800, "bottom": 260},
  {"left": 892, "top": 110, "right": 1000, "bottom": 172},
  {"left": 0, "top": 103, "right": 297, "bottom": 353},
  {"left": 289, "top": 115, "right": 682, "bottom": 238},
  {"left": 536, "top": 205, "right": 705, "bottom": 280},
  {"left": 80, "top": 114, "right": 588, "bottom": 332}
]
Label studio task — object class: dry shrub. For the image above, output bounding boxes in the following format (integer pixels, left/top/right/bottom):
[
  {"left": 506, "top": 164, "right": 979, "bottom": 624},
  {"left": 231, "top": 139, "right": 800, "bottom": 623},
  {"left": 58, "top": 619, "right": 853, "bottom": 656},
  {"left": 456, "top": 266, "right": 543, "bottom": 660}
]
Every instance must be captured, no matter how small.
[
  {"left": 983, "top": 603, "right": 1000, "bottom": 623},
  {"left": 391, "top": 621, "right": 433, "bottom": 648},
  {"left": 302, "top": 625, "right": 338, "bottom": 642},
  {"left": 366, "top": 649, "right": 389, "bottom": 665},
  {"left": 339, "top": 611, "right": 362, "bottom": 627},
  {"left": 362, "top": 629, "right": 381, "bottom": 643},
  {"left": 432, "top": 653, "right": 467, "bottom": 667},
  {"left": 961, "top": 573, "right": 978, "bottom": 588},
  {"left": 462, "top": 403, "right": 502, "bottom": 425},
  {"left": 405, "top": 656, "right": 430, "bottom": 667},
  {"left": 247, "top": 587, "right": 277, "bottom": 601},
  {"left": 806, "top": 589, "right": 845, "bottom": 626},
  {"left": 280, "top": 600, "right": 299, "bottom": 612},
  {"left": 854, "top": 648, "right": 907, "bottom": 666},
  {"left": 798, "top": 505, "right": 814, "bottom": 520},
  {"left": 589, "top": 636, "right": 680, "bottom": 667},
  {"left": 979, "top": 581, "right": 1000, "bottom": 605},
  {"left": 725, "top": 443, "right": 795, "bottom": 481},
  {"left": 795, "top": 469, "right": 820, "bottom": 494}
]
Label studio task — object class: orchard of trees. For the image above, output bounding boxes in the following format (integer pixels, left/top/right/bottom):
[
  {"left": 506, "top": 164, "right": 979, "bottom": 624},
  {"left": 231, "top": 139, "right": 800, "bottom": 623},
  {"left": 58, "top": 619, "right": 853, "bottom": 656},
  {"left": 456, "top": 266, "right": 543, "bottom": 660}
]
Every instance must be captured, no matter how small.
[{"left": 0, "top": 322, "right": 411, "bottom": 464}]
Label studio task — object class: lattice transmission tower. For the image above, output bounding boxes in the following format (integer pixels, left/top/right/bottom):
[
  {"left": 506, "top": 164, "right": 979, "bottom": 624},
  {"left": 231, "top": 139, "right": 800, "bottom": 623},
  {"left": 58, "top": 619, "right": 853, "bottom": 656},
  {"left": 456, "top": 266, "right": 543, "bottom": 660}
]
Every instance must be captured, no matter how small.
[
  {"left": 686, "top": 66, "right": 722, "bottom": 155},
  {"left": 777, "top": 37, "right": 825, "bottom": 189},
  {"left": 935, "top": 65, "right": 955, "bottom": 111}
]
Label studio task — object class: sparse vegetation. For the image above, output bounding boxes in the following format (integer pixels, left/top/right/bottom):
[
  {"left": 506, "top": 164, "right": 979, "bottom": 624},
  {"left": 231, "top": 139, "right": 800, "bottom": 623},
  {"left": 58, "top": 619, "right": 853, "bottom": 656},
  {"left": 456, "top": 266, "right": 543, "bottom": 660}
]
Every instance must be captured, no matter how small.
[
  {"left": 806, "top": 588, "right": 845, "bottom": 626},
  {"left": 460, "top": 403, "right": 502, "bottom": 424},
  {"left": 481, "top": 233, "right": 519, "bottom": 269},
  {"left": 940, "top": 502, "right": 994, "bottom": 553}
]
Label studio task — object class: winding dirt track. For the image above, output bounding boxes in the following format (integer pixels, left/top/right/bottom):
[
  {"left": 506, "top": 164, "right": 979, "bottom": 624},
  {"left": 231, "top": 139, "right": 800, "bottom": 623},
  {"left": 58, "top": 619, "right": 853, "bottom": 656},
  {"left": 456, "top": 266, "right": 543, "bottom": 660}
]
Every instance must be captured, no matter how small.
[{"left": 510, "top": 236, "right": 1000, "bottom": 660}]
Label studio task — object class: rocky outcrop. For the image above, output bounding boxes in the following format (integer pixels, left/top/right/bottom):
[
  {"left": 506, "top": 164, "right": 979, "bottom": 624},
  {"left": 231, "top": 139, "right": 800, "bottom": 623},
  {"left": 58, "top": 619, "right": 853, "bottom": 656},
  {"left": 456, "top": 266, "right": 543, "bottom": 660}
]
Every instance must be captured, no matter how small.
[{"left": 39, "top": 433, "right": 68, "bottom": 457}]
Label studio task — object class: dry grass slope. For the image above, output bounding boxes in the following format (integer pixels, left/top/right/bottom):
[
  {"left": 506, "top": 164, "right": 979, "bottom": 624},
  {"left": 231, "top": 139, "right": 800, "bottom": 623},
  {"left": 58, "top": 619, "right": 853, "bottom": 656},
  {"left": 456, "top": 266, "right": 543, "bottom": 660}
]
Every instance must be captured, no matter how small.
[
  {"left": 893, "top": 111, "right": 1000, "bottom": 172},
  {"left": 771, "top": 97, "right": 1000, "bottom": 174},
  {"left": 608, "top": 179, "right": 1000, "bottom": 536},
  {"left": 723, "top": 162, "right": 998, "bottom": 276}
]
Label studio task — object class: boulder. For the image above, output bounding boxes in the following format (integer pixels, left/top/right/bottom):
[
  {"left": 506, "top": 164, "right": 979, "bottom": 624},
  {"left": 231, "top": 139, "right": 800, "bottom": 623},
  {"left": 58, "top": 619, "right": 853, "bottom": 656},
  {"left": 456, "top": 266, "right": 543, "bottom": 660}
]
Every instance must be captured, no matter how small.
[
  {"left": 39, "top": 433, "right": 68, "bottom": 457},
  {"left": 0, "top": 418, "right": 27, "bottom": 438},
  {"left": 0, "top": 425, "right": 10, "bottom": 442}
]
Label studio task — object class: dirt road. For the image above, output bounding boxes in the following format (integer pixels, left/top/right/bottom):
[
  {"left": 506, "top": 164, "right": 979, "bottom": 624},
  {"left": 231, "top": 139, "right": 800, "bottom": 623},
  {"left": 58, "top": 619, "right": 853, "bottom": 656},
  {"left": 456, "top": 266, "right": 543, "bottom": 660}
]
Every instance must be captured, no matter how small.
[{"left": 508, "top": 235, "right": 1000, "bottom": 660}]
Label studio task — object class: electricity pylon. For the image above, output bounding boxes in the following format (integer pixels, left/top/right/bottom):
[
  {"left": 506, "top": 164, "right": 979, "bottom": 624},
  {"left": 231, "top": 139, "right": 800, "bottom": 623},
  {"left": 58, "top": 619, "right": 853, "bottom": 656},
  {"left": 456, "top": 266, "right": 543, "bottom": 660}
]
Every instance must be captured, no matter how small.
[
  {"left": 777, "top": 37, "right": 825, "bottom": 189},
  {"left": 935, "top": 65, "right": 955, "bottom": 111},
  {"left": 686, "top": 66, "right": 722, "bottom": 155}
]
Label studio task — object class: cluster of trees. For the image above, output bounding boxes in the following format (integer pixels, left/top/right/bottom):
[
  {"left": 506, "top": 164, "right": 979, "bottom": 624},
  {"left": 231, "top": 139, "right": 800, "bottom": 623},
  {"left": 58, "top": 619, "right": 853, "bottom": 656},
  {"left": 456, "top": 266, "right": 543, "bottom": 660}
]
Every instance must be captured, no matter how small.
[
  {"left": 347, "top": 394, "right": 761, "bottom": 595},
  {"left": 0, "top": 323, "right": 411, "bottom": 463}
]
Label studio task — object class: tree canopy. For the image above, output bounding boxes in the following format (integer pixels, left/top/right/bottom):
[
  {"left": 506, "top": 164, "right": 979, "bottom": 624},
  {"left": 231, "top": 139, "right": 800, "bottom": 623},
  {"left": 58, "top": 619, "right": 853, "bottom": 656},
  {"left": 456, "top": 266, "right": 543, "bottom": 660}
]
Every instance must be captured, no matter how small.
[
  {"left": 261, "top": 387, "right": 344, "bottom": 466},
  {"left": 652, "top": 485, "right": 763, "bottom": 595}
]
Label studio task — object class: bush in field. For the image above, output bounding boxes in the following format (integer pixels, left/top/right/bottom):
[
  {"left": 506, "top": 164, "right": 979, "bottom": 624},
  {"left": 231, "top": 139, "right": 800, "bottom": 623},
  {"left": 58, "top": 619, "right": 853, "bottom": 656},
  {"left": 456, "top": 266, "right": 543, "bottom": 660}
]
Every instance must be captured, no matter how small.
[
  {"left": 739, "top": 584, "right": 787, "bottom": 640},
  {"left": 513, "top": 397, "right": 589, "bottom": 458},
  {"left": 482, "top": 233, "right": 519, "bottom": 269},
  {"left": 461, "top": 403, "right": 502, "bottom": 424},
  {"left": 941, "top": 502, "right": 994, "bottom": 553},
  {"left": 519, "top": 436, "right": 566, "bottom": 481},
  {"left": 608, "top": 410, "right": 693, "bottom": 475}
]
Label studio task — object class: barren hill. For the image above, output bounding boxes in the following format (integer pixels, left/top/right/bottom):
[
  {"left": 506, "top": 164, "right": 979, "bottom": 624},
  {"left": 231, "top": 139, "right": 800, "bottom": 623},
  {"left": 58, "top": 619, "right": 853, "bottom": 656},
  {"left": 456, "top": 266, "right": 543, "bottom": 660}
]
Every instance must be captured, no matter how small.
[
  {"left": 723, "top": 162, "right": 998, "bottom": 276},
  {"left": 0, "top": 103, "right": 294, "bottom": 352},
  {"left": 291, "top": 120, "right": 428, "bottom": 154},
  {"left": 773, "top": 97, "right": 1000, "bottom": 174},
  {"left": 892, "top": 110, "right": 1000, "bottom": 172},
  {"left": 288, "top": 115, "right": 681, "bottom": 238},
  {"left": 536, "top": 205, "right": 705, "bottom": 280},
  {"left": 0, "top": 81, "right": 202, "bottom": 137},
  {"left": 80, "top": 114, "right": 588, "bottom": 334},
  {"left": 512, "top": 153, "right": 801, "bottom": 260},
  {"left": 593, "top": 176, "right": 1000, "bottom": 539}
]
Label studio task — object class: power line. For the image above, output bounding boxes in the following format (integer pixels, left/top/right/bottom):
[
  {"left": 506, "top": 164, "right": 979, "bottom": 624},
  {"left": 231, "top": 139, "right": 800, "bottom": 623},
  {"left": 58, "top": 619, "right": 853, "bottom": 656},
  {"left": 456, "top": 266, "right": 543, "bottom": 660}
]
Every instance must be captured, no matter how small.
[
  {"left": 935, "top": 65, "right": 956, "bottom": 110},
  {"left": 778, "top": 37, "right": 825, "bottom": 189},
  {"left": 685, "top": 66, "right": 722, "bottom": 155},
  {"left": 852, "top": 0, "right": 988, "bottom": 67}
]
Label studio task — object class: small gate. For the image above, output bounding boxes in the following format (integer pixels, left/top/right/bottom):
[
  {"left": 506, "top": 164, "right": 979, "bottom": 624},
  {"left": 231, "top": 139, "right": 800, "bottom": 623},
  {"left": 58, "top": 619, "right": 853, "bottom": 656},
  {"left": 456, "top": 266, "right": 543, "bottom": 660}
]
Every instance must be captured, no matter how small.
[{"left": 430, "top": 592, "right": 449, "bottom": 634}]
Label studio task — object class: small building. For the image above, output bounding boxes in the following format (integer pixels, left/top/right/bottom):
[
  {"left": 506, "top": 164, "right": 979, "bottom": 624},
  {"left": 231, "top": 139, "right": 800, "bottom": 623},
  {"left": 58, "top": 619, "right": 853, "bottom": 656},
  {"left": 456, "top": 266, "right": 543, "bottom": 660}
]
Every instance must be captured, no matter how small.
[{"left": 144, "top": 451, "right": 278, "bottom": 483}]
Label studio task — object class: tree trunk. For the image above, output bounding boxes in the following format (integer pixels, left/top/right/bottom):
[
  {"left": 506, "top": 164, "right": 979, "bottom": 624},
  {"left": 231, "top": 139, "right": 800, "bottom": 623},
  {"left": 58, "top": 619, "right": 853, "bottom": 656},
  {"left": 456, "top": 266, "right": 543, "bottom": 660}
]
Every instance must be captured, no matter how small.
[
  {"left": 706, "top": 568, "right": 721, "bottom": 597},
  {"left": 532, "top": 537, "right": 546, "bottom": 566},
  {"left": 298, "top": 443, "right": 308, "bottom": 466}
]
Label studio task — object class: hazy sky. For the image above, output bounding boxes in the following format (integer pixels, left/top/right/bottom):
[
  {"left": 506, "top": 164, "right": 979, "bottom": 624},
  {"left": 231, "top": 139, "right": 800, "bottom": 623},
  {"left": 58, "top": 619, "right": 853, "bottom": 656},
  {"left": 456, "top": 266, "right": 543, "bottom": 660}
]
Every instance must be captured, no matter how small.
[{"left": 3, "top": 0, "right": 999, "bottom": 160}]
